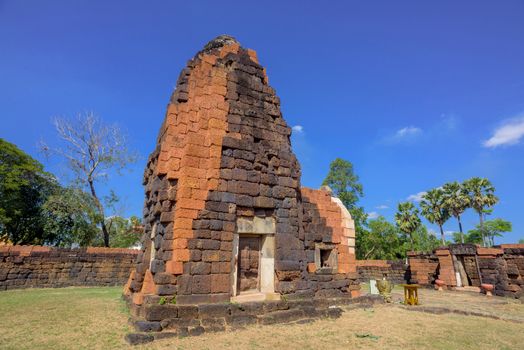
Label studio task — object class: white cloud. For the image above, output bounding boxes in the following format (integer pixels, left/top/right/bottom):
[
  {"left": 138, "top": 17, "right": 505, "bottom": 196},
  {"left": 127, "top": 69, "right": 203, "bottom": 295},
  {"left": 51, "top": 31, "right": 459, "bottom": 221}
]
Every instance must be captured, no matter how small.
[
  {"left": 375, "top": 205, "right": 389, "bottom": 210},
  {"left": 395, "top": 126, "right": 422, "bottom": 138},
  {"left": 382, "top": 125, "right": 423, "bottom": 144},
  {"left": 367, "top": 211, "right": 379, "bottom": 219},
  {"left": 444, "top": 230, "right": 455, "bottom": 237},
  {"left": 407, "top": 191, "right": 426, "bottom": 202},
  {"left": 483, "top": 116, "right": 524, "bottom": 148},
  {"left": 292, "top": 125, "right": 304, "bottom": 133}
]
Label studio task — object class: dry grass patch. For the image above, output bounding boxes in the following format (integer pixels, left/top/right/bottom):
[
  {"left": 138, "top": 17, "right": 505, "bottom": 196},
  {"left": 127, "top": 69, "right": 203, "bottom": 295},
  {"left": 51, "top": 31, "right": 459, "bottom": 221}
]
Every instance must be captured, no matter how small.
[
  {"left": 143, "top": 305, "right": 522, "bottom": 350},
  {"left": 0, "top": 286, "right": 522, "bottom": 350}
]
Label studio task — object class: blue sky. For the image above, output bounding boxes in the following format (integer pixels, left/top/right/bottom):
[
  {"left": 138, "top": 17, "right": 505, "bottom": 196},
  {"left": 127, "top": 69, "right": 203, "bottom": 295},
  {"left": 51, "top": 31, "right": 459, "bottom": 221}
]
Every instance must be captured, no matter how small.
[{"left": 1, "top": 1, "right": 523, "bottom": 243}]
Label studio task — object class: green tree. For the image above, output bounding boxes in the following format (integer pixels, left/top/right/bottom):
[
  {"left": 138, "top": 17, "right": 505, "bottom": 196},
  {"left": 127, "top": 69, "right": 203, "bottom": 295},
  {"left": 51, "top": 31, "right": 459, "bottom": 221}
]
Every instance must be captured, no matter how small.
[
  {"left": 41, "top": 187, "right": 100, "bottom": 247},
  {"left": 410, "top": 225, "right": 442, "bottom": 253},
  {"left": 442, "top": 181, "right": 470, "bottom": 243},
  {"left": 395, "top": 201, "right": 421, "bottom": 251},
  {"left": 42, "top": 113, "right": 137, "bottom": 247},
  {"left": 463, "top": 177, "right": 499, "bottom": 247},
  {"left": 519, "top": 238, "right": 524, "bottom": 244},
  {"left": 322, "top": 158, "right": 367, "bottom": 235},
  {"left": 357, "top": 216, "right": 404, "bottom": 260},
  {"left": 420, "top": 188, "right": 451, "bottom": 245},
  {"left": 0, "top": 138, "right": 57, "bottom": 244},
  {"left": 467, "top": 219, "right": 511, "bottom": 247},
  {"left": 93, "top": 215, "right": 142, "bottom": 248}
]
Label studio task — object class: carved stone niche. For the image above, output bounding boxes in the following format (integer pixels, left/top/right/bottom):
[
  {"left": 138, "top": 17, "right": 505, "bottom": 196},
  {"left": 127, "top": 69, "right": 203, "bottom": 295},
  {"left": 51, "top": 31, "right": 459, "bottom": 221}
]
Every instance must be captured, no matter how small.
[{"left": 315, "top": 243, "right": 338, "bottom": 274}]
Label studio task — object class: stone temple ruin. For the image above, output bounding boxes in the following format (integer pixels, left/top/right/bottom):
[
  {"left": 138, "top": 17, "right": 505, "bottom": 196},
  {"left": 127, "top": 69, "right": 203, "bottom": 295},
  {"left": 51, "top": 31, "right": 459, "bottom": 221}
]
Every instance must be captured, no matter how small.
[{"left": 123, "top": 35, "right": 361, "bottom": 339}]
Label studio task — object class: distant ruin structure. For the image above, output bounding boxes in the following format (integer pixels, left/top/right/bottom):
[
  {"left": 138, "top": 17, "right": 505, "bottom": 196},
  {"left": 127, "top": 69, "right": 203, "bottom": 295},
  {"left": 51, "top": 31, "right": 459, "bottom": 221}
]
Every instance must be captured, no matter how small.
[
  {"left": 409, "top": 244, "right": 524, "bottom": 299},
  {"left": 124, "top": 35, "right": 358, "bottom": 308}
]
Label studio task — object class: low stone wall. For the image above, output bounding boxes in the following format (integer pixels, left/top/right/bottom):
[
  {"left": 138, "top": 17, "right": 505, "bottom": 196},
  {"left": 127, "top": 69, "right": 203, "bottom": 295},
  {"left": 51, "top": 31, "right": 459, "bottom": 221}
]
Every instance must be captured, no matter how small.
[
  {"left": 125, "top": 294, "right": 383, "bottom": 345},
  {"left": 408, "top": 244, "right": 524, "bottom": 299},
  {"left": 0, "top": 245, "right": 139, "bottom": 290},
  {"left": 478, "top": 245, "right": 524, "bottom": 299},
  {"left": 356, "top": 260, "right": 409, "bottom": 284},
  {"left": 407, "top": 252, "right": 439, "bottom": 285}
]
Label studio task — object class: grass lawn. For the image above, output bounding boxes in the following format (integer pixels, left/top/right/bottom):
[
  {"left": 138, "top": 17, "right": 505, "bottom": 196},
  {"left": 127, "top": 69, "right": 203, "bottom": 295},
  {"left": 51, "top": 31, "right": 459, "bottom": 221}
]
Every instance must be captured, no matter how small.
[{"left": 0, "top": 286, "right": 522, "bottom": 349}]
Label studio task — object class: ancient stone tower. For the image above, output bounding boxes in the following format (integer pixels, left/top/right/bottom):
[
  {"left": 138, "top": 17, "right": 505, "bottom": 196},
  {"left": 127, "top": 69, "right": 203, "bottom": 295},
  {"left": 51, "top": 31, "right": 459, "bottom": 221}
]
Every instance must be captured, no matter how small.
[{"left": 125, "top": 35, "right": 358, "bottom": 306}]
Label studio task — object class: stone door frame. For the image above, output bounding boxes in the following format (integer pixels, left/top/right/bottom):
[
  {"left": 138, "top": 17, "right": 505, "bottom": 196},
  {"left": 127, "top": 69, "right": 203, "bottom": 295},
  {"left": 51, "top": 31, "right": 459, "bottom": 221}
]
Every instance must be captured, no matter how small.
[
  {"left": 231, "top": 233, "right": 275, "bottom": 297},
  {"left": 231, "top": 216, "right": 276, "bottom": 300}
]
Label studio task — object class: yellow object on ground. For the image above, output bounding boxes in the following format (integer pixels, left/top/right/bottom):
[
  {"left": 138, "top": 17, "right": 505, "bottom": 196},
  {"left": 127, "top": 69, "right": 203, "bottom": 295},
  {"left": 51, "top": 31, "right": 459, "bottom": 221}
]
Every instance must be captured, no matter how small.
[{"left": 403, "top": 284, "right": 420, "bottom": 305}]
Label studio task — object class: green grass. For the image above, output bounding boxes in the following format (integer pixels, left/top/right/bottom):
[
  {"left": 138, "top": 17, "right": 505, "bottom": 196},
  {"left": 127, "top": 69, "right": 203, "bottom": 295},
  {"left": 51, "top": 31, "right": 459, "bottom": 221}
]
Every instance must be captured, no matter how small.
[
  {"left": 0, "top": 286, "right": 523, "bottom": 349},
  {"left": 0, "top": 287, "right": 130, "bottom": 350}
]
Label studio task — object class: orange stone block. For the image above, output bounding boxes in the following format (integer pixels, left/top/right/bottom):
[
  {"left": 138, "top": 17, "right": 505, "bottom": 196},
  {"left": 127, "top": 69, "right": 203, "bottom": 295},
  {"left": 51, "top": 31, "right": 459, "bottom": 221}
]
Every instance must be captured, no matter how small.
[
  {"left": 166, "top": 261, "right": 184, "bottom": 275},
  {"left": 181, "top": 156, "right": 201, "bottom": 168},
  {"left": 173, "top": 249, "right": 190, "bottom": 262},
  {"left": 132, "top": 292, "right": 144, "bottom": 305},
  {"left": 176, "top": 208, "right": 199, "bottom": 219},
  {"left": 173, "top": 239, "right": 188, "bottom": 249},
  {"left": 246, "top": 49, "right": 258, "bottom": 63},
  {"left": 307, "top": 263, "right": 317, "bottom": 273},
  {"left": 186, "top": 144, "right": 208, "bottom": 158},
  {"left": 141, "top": 269, "right": 156, "bottom": 295},
  {"left": 350, "top": 290, "right": 361, "bottom": 298},
  {"left": 173, "top": 218, "right": 193, "bottom": 230},
  {"left": 191, "top": 189, "right": 209, "bottom": 201},
  {"left": 172, "top": 228, "right": 194, "bottom": 239}
]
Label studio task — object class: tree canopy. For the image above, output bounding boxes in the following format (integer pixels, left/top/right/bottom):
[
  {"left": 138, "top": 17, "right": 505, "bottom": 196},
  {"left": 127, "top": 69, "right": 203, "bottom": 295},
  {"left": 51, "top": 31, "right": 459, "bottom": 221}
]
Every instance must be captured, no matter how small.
[
  {"left": 463, "top": 177, "right": 499, "bottom": 246},
  {"left": 420, "top": 188, "right": 450, "bottom": 245},
  {"left": 442, "top": 181, "right": 470, "bottom": 243},
  {"left": 464, "top": 218, "right": 511, "bottom": 247},
  {"left": 0, "top": 138, "right": 57, "bottom": 244},
  {"left": 394, "top": 201, "right": 421, "bottom": 251},
  {"left": 322, "top": 158, "right": 367, "bottom": 234},
  {"left": 42, "top": 112, "right": 137, "bottom": 247},
  {"left": 41, "top": 187, "right": 100, "bottom": 247}
]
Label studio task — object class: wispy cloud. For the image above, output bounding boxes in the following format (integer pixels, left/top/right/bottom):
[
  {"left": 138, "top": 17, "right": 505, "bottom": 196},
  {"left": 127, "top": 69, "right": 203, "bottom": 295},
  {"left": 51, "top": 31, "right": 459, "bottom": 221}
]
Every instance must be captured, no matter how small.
[
  {"left": 483, "top": 115, "right": 524, "bottom": 148},
  {"left": 292, "top": 125, "right": 304, "bottom": 133},
  {"left": 368, "top": 211, "right": 379, "bottom": 219},
  {"left": 395, "top": 126, "right": 422, "bottom": 138},
  {"left": 382, "top": 125, "right": 423, "bottom": 144},
  {"left": 407, "top": 191, "right": 426, "bottom": 202},
  {"left": 375, "top": 205, "right": 389, "bottom": 210}
]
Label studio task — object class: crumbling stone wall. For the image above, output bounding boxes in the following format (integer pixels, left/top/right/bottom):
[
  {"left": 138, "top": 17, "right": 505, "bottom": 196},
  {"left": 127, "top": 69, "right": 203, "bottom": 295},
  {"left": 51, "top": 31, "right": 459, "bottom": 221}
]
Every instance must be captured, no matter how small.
[
  {"left": 301, "top": 188, "right": 359, "bottom": 298},
  {"left": 408, "top": 244, "right": 524, "bottom": 299},
  {"left": 477, "top": 245, "right": 524, "bottom": 299},
  {"left": 0, "top": 245, "right": 138, "bottom": 290},
  {"left": 407, "top": 252, "right": 439, "bottom": 285},
  {"left": 125, "top": 35, "right": 358, "bottom": 306},
  {"left": 356, "top": 260, "right": 410, "bottom": 284}
]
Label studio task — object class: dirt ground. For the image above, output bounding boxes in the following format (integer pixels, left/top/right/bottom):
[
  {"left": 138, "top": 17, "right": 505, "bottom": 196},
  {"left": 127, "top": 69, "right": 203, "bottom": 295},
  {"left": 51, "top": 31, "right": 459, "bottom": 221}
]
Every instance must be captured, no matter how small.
[{"left": 0, "top": 286, "right": 522, "bottom": 350}]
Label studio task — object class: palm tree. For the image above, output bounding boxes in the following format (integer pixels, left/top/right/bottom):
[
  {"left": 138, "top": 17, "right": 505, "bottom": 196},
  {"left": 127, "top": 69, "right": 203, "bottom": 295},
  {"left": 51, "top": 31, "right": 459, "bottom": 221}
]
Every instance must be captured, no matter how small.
[
  {"left": 463, "top": 177, "right": 499, "bottom": 247},
  {"left": 442, "top": 182, "right": 470, "bottom": 243},
  {"left": 420, "top": 188, "right": 450, "bottom": 246},
  {"left": 395, "top": 202, "right": 421, "bottom": 251}
]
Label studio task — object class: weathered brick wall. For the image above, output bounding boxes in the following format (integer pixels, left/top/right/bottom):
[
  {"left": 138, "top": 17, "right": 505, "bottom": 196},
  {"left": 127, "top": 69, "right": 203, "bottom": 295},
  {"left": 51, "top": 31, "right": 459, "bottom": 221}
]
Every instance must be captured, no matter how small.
[
  {"left": 407, "top": 244, "right": 524, "bottom": 299},
  {"left": 356, "top": 260, "right": 409, "bottom": 284},
  {"left": 301, "top": 188, "right": 359, "bottom": 298},
  {"left": 407, "top": 252, "right": 439, "bottom": 285},
  {"left": 0, "top": 245, "right": 138, "bottom": 290},
  {"left": 478, "top": 245, "right": 524, "bottom": 299}
]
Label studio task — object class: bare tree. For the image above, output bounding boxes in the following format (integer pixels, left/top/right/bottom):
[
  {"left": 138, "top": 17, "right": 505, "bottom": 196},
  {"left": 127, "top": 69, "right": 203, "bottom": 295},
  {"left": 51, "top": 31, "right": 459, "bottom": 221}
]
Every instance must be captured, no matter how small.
[{"left": 42, "top": 112, "right": 137, "bottom": 247}]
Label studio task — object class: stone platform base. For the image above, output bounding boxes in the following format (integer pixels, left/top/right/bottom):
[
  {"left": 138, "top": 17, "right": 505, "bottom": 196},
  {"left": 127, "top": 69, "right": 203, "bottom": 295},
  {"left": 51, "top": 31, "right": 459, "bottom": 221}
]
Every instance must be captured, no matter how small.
[{"left": 125, "top": 295, "right": 382, "bottom": 345}]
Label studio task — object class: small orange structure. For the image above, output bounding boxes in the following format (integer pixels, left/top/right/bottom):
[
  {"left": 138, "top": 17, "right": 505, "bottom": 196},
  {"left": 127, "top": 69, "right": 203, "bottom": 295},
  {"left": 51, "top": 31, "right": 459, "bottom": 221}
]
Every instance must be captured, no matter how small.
[{"left": 481, "top": 283, "right": 494, "bottom": 297}]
